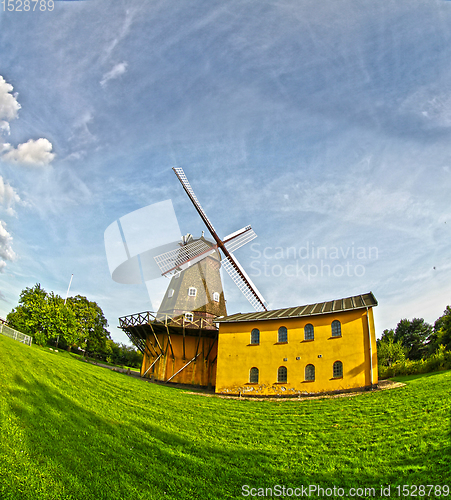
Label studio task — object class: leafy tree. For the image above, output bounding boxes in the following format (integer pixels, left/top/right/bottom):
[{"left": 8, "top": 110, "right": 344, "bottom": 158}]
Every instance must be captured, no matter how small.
[
  {"left": 66, "top": 295, "right": 110, "bottom": 356},
  {"left": 7, "top": 284, "right": 48, "bottom": 345},
  {"left": 429, "top": 305, "right": 451, "bottom": 353},
  {"left": 44, "top": 292, "right": 79, "bottom": 349},
  {"left": 7, "top": 285, "right": 111, "bottom": 352},
  {"left": 393, "top": 318, "right": 432, "bottom": 360},
  {"left": 377, "top": 329, "right": 406, "bottom": 367}
]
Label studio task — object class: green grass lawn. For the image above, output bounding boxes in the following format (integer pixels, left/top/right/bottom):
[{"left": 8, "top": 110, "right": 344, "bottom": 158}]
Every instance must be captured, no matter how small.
[{"left": 0, "top": 335, "right": 450, "bottom": 500}]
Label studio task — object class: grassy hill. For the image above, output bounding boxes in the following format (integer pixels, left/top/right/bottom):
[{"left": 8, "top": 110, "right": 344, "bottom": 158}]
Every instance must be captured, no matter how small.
[{"left": 0, "top": 334, "right": 450, "bottom": 500}]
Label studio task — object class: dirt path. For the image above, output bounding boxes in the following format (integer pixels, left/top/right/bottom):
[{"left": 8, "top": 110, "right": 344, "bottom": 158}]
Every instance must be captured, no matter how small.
[
  {"left": 86, "top": 360, "right": 406, "bottom": 401},
  {"left": 85, "top": 360, "right": 142, "bottom": 379}
]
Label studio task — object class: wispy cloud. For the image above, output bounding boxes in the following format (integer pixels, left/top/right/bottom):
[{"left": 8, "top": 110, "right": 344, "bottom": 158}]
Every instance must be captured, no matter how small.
[
  {"left": 100, "top": 62, "right": 128, "bottom": 87},
  {"left": 0, "top": 176, "right": 21, "bottom": 216},
  {"left": 101, "top": 8, "right": 137, "bottom": 63}
]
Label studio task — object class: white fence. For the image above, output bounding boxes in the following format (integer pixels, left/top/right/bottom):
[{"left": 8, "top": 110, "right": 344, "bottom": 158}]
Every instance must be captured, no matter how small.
[{"left": 0, "top": 323, "right": 32, "bottom": 346}]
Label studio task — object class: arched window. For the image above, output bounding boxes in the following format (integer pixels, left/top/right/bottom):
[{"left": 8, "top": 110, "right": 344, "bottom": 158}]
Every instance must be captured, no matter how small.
[
  {"left": 188, "top": 287, "right": 197, "bottom": 297},
  {"left": 278, "top": 326, "right": 288, "bottom": 343},
  {"left": 333, "top": 361, "right": 343, "bottom": 378},
  {"left": 305, "top": 364, "right": 315, "bottom": 381},
  {"left": 168, "top": 289, "right": 174, "bottom": 298},
  {"left": 185, "top": 312, "right": 194, "bottom": 322},
  {"left": 331, "top": 320, "right": 341, "bottom": 337},
  {"left": 250, "top": 329, "right": 260, "bottom": 344},
  {"left": 278, "top": 366, "right": 287, "bottom": 383},
  {"left": 249, "top": 367, "right": 259, "bottom": 383},
  {"left": 212, "top": 292, "right": 220, "bottom": 302},
  {"left": 304, "top": 323, "right": 314, "bottom": 340}
]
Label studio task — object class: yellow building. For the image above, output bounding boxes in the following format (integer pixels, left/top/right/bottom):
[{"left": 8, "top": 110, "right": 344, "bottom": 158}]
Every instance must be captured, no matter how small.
[{"left": 215, "top": 292, "right": 378, "bottom": 396}]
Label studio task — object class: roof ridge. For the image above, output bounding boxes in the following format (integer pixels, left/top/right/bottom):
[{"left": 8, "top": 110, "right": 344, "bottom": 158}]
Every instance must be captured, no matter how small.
[{"left": 216, "top": 292, "right": 377, "bottom": 323}]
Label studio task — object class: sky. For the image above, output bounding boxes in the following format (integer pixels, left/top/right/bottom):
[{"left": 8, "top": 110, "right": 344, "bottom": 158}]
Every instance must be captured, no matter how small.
[{"left": 0, "top": 0, "right": 450, "bottom": 345}]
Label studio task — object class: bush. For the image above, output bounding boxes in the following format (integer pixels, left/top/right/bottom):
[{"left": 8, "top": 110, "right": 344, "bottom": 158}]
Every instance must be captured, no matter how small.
[{"left": 379, "top": 345, "right": 451, "bottom": 379}]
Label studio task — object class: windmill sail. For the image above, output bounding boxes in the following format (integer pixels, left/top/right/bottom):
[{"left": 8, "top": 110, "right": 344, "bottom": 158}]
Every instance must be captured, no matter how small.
[
  {"left": 154, "top": 239, "right": 216, "bottom": 276},
  {"left": 173, "top": 167, "right": 218, "bottom": 239},
  {"left": 172, "top": 167, "right": 267, "bottom": 312},
  {"left": 222, "top": 254, "right": 267, "bottom": 312},
  {"left": 223, "top": 226, "right": 257, "bottom": 253}
]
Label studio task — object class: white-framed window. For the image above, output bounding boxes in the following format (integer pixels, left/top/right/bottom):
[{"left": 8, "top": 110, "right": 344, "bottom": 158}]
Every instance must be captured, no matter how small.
[
  {"left": 304, "top": 323, "right": 314, "bottom": 340},
  {"left": 277, "top": 366, "right": 287, "bottom": 383},
  {"left": 185, "top": 312, "right": 194, "bottom": 322},
  {"left": 188, "top": 287, "right": 197, "bottom": 297},
  {"left": 168, "top": 289, "right": 174, "bottom": 298},
  {"left": 331, "top": 320, "right": 341, "bottom": 337},
  {"left": 278, "top": 326, "right": 288, "bottom": 343},
  {"left": 212, "top": 292, "right": 220, "bottom": 302},
  {"left": 249, "top": 367, "right": 259, "bottom": 384}
]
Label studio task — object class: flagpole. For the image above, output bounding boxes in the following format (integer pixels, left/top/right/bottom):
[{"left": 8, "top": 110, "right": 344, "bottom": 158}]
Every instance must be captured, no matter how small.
[
  {"left": 57, "top": 274, "right": 73, "bottom": 349},
  {"left": 64, "top": 274, "right": 74, "bottom": 305}
]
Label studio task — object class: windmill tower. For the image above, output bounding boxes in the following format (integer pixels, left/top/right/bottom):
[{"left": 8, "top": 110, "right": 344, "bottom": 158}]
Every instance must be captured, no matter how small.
[
  {"left": 156, "top": 234, "right": 227, "bottom": 321},
  {"left": 119, "top": 167, "right": 267, "bottom": 387}
]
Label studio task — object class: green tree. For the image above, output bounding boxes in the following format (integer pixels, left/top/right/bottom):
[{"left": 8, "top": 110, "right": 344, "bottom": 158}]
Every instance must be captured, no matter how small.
[
  {"left": 66, "top": 295, "right": 110, "bottom": 356},
  {"left": 429, "top": 305, "right": 451, "bottom": 353},
  {"left": 7, "top": 285, "right": 111, "bottom": 351},
  {"left": 44, "top": 292, "right": 79, "bottom": 349},
  {"left": 377, "top": 329, "right": 406, "bottom": 367},
  {"left": 393, "top": 318, "right": 432, "bottom": 360},
  {"left": 7, "top": 284, "right": 48, "bottom": 345}
]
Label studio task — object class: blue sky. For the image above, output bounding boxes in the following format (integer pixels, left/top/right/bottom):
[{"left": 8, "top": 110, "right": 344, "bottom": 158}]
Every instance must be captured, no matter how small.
[{"left": 0, "top": 0, "right": 450, "bottom": 344}]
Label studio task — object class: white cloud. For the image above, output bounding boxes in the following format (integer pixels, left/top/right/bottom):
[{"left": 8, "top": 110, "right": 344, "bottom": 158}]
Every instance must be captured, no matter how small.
[
  {"left": 0, "top": 75, "right": 55, "bottom": 167},
  {"left": 0, "top": 220, "right": 16, "bottom": 272},
  {"left": 2, "top": 138, "right": 55, "bottom": 166},
  {"left": 0, "top": 141, "right": 10, "bottom": 154},
  {"left": 0, "top": 120, "right": 10, "bottom": 135},
  {"left": 0, "top": 176, "right": 21, "bottom": 216},
  {"left": 0, "top": 76, "right": 21, "bottom": 122},
  {"left": 100, "top": 62, "right": 128, "bottom": 86}
]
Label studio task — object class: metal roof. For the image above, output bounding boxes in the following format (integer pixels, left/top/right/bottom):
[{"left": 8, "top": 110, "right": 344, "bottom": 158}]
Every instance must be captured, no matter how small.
[{"left": 216, "top": 292, "right": 377, "bottom": 323}]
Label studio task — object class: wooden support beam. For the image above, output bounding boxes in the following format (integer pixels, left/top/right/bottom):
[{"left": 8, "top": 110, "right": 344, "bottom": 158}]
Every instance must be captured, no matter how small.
[
  {"left": 166, "top": 353, "right": 201, "bottom": 383},
  {"left": 145, "top": 339, "right": 158, "bottom": 358},
  {"left": 143, "top": 353, "right": 161, "bottom": 377},
  {"left": 182, "top": 323, "right": 186, "bottom": 361},
  {"left": 204, "top": 337, "right": 217, "bottom": 361},
  {"left": 164, "top": 322, "right": 175, "bottom": 360},
  {"left": 137, "top": 325, "right": 158, "bottom": 358},
  {"left": 194, "top": 328, "right": 203, "bottom": 358},
  {"left": 147, "top": 321, "right": 164, "bottom": 355}
]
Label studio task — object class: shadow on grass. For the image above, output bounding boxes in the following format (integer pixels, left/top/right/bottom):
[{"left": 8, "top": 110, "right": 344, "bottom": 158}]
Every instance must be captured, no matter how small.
[{"left": 5, "top": 371, "right": 451, "bottom": 500}]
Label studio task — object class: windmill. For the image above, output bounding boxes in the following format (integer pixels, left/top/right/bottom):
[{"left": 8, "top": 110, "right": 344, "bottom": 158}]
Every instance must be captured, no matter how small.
[
  {"left": 154, "top": 167, "right": 268, "bottom": 312},
  {"left": 118, "top": 167, "right": 267, "bottom": 387}
]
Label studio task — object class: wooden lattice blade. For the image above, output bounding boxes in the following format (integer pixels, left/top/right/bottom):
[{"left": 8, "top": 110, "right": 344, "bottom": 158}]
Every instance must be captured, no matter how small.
[{"left": 222, "top": 253, "right": 267, "bottom": 312}]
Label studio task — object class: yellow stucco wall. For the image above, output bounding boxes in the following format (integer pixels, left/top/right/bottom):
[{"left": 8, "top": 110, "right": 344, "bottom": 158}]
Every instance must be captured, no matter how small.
[{"left": 215, "top": 307, "right": 377, "bottom": 396}]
